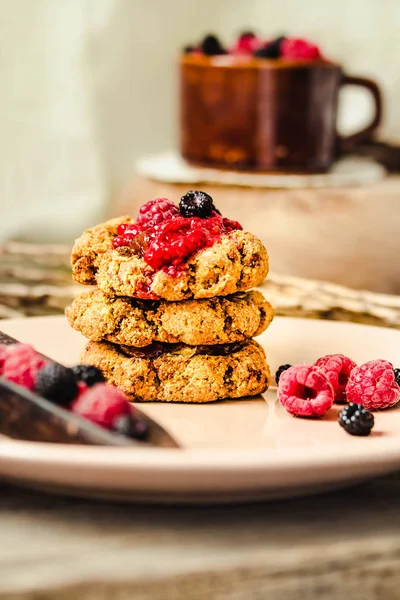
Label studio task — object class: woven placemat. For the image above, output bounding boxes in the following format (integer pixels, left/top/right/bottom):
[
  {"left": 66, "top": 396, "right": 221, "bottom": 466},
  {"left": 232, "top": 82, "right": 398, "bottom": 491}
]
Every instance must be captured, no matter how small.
[{"left": 1, "top": 242, "right": 400, "bottom": 328}]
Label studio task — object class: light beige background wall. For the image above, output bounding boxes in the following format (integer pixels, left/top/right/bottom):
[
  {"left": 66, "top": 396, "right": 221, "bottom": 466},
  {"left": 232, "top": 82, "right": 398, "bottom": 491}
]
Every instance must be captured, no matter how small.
[{"left": 0, "top": 0, "right": 398, "bottom": 242}]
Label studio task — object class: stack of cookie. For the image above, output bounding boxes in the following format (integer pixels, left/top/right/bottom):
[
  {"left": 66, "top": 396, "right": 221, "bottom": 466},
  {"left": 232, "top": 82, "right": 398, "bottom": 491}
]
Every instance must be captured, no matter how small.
[{"left": 66, "top": 191, "right": 273, "bottom": 403}]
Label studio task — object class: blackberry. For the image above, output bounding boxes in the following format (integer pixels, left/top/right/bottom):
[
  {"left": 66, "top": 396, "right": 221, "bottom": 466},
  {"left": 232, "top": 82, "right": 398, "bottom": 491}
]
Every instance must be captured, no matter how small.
[
  {"left": 254, "top": 36, "right": 285, "bottom": 59},
  {"left": 275, "top": 363, "right": 292, "bottom": 385},
  {"left": 200, "top": 34, "right": 226, "bottom": 56},
  {"left": 183, "top": 45, "right": 194, "bottom": 54},
  {"left": 35, "top": 363, "right": 79, "bottom": 407},
  {"left": 338, "top": 403, "right": 374, "bottom": 437},
  {"left": 179, "top": 190, "right": 215, "bottom": 218},
  {"left": 394, "top": 368, "right": 400, "bottom": 387},
  {"left": 72, "top": 364, "right": 105, "bottom": 387},
  {"left": 114, "top": 415, "right": 150, "bottom": 441}
]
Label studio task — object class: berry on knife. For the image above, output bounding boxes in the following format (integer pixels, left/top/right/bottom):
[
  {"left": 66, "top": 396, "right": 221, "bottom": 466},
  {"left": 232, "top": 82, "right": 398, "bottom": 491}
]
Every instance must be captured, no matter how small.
[
  {"left": 346, "top": 359, "right": 400, "bottom": 410},
  {"left": 2, "top": 344, "right": 47, "bottom": 391},
  {"left": 275, "top": 363, "right": 292, "bottom": 385},
  {"left": 35, "top": 363, "right": 79, "bottom": 407},
  {"left": 314, "top": 354, "right": 357, "bottom": 403},
  {"left": 114, "top": 414, "right": 150, "bottom": 441},
  {"left": 71, "top": 383, "right": 132, "bottom": 430},
  {"left": 0, "top": 342, "right": 152, "bottom": 441},
  {"left": 278, "top": 364, "right": 334, "bottom": 417},
  {"left": 179, "top": 190, "right": 215, "bottom": 218},
  {"left": 338, "top": 403, "right": 374, "bottom": 436},
  {"left": 72, "top": 364, "right": 105, "bottom": 387}
]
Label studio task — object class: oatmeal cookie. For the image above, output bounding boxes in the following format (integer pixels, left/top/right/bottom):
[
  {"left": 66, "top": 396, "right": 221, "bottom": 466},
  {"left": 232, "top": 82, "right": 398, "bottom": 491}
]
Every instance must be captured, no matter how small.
[
  {"left": 66, "top": 289, "right": 273, "bottom": 347},
  {"left": 71, "top": 217, "right": 268, "bottom": 301},
  {"left": 81, "top": 339, "right": 270, "bottom": 403}
]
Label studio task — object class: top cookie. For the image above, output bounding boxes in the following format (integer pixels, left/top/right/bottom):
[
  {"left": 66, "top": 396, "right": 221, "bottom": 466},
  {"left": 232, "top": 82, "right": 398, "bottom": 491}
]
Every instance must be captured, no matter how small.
[{"left": 71, "top": 192, "right": 269, "bottom": 302}]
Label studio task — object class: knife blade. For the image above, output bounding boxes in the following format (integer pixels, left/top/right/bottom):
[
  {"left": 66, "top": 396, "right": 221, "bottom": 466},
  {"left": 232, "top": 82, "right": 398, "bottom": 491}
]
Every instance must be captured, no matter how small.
[{"left": 0, "top": 330, "right": 179, "bottom": 448}]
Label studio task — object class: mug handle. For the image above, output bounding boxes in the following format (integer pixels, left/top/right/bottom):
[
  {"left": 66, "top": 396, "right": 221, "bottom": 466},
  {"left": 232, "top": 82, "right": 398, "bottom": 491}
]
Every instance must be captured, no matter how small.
[{"left": 338, "top": 74, "right": 382, "bottom": 153}]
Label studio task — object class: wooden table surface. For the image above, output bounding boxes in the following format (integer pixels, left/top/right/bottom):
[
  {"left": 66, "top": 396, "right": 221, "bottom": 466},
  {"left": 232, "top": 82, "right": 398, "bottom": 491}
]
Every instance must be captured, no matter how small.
[
  {"left": 2, "top": 242, "right": 400, "bottom": 599},
  {"left": 1, "top": 475, "right": 400, "bottom": 600}
]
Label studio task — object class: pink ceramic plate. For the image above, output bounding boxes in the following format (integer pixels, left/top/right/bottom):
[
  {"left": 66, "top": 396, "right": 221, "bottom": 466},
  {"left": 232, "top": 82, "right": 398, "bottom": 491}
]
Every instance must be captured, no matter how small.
[{"left": 0, "top": 315, "right": 399, "bottom": 503}]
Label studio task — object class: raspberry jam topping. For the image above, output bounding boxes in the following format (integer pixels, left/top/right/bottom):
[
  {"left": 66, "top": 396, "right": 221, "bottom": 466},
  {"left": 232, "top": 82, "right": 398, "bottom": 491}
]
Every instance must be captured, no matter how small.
[
  {"left": 135, "top": 280, "right": 159, "bottom": 300},
  {"left": 112, "top": 193, "right": 242, "bottom": 275}
]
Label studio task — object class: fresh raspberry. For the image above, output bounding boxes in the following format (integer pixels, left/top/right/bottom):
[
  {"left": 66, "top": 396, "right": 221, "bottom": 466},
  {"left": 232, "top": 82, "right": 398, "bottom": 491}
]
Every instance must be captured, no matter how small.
[
  {"left": 281, "top": 38, "right": 321, "bottom": 60},
  {"left": 71, "top": 383, "right": 133, "bottom": 429},
  {"left": 314, "top": 354, "right": 357, "bottom": 403},
  {"left": 136, "top": 198, "right": 179, "bottom": 229},
  {"left": 278, "top": 364, "right": 334, "bottom": 417},
  {"left": 2, "top": 344, "right": 47, "bottom": 391},
  {"left": 346, "top": 360, "right": 400, "bottom": 410},
  {"left": 231, "top": 32, "right": 259, "bottom": 55},
  {"left": 72, "top": 382, "right": 149, "bottom": 439}
]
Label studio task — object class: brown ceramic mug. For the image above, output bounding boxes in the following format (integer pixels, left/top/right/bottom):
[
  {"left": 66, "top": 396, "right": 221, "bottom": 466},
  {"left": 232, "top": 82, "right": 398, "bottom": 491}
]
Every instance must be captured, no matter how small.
[{"left": 179, "top": 55, "right": 382, "bottom": 172}]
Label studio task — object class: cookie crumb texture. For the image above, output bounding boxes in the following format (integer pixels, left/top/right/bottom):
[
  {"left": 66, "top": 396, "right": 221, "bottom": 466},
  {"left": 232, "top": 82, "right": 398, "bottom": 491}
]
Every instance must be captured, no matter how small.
[
  {"left": 66, "top": 289, "right": 273, "bottom": 347},
  {"left": 81, "top": 340, "right": 270, "bottom": 403},
  {"left": 71, "top": 216, "right": 269, "bottom": 301}
]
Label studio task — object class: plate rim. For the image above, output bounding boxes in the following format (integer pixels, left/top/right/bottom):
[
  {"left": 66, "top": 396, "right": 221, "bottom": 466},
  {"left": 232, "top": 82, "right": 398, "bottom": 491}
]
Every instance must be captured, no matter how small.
[{"left": 1, "top": 430, "right": 400, "bottom": 469}]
